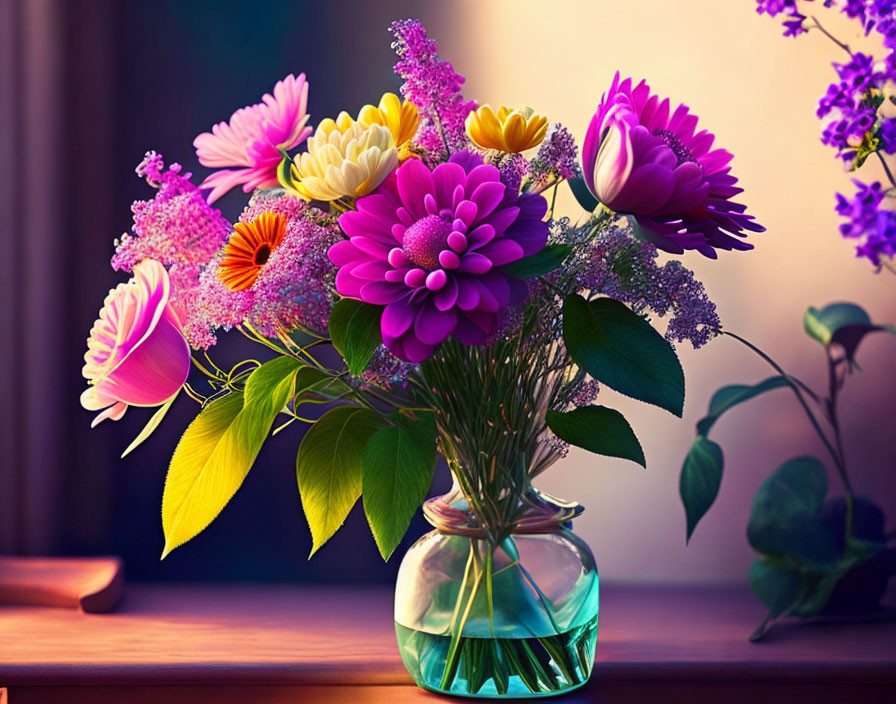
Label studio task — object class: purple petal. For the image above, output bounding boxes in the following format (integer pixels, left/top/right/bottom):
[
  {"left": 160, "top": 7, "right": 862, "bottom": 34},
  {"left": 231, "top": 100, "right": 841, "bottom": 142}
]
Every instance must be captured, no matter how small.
[
  {"left": 455, "top": 279, "right": 480, "bottom": 311},
  {"left": 338, "top": 210, "right": 396, "bottom": 244},
  {"left": 464, "top": 164, "right": 501, "bottom": 197},
  {"left": 459, "top": 252, "right": 492, "bottom": 274},
  {"left": 328, "top": 240, "right": 360, "bottom": 267},
  {"left": 469, "top": 182, "right": 506, "bottom": 219},
  {"left": 434, "top": 276, "right": 459, "bottom": 311},
  {"left": 611, "top": 162, "right": 675, "bottom": 215},
  {"left": 414, "top": 304, "right": 457, "bottom": 346},
  {"left": 467, "top": 224, "right": 496, "bottom": 250},
  {"left": 335, "top": 267, "right": 365, "bottom": 297},
  {"left": 479, "top": 239, "right": 524, "bottom": 266},
  {"left": 455, "top": 200, "right": 478, "bottom": 228},
  {"left": 360, "top": 280, "right": 408, "bottom": 304},
  {"left": 381, "top": 297, "right": 416, "bottom": 338},
  {"left": 397, "top": 158, "right": 434, "bottom": 220},
  {"left": 350, "top": 260, "right": 392, "bottom": 280},
  {"left": 432, "top": 162, "right": 466, "bottom": 209}
]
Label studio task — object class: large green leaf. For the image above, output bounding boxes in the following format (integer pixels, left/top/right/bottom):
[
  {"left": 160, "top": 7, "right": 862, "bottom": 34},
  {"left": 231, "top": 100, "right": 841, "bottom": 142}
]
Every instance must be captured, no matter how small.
[
  {"left": 546, "top": 405, "right": 645, "bottom": 467},
  {"left": 567, "top": 175, "right": 599, "bottom": 212},
  {"left": 162, "top": 357, "right": 301, "bottom": 558},
  {"left": 296, "top": 405, "right": 385, "bottom": 556},
  {"left": 696, "top": 376, "right": 789, "bottom": 437},
  {"left": 328, "top": 298, "right": 383, "bottom": 375},
  {"left": 562, "top": 294, "right": 685, "bottom": 416},
  {"left": 680, "top": 436, "right": 724, "bottom": 542},
  {"left": 500, "top": 244, "right": 572, "bottom": 278},
  {"left": 362, "top": 413, "right": 438, "bottom": 560},
  {"left": 747, "top": 456, "right": 838, "bottom": 569}
]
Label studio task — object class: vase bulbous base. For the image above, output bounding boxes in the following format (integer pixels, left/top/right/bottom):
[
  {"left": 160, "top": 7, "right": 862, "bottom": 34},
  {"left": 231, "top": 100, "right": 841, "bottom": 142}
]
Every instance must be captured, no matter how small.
[
  {"left": 394, "top": 521, "right": 600, "bottom": 699},
  {"left": 395, "top": 614, "right": 598, "bottom": 698}
]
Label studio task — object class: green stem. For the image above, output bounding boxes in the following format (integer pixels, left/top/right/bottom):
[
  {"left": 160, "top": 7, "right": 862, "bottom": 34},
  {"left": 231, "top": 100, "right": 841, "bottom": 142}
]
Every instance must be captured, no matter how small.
[
  {"left": 825, "top": 348, "right": 855, "bottom": 540},
  {"left": 486, "top": 547, "right": 496, "bottom": 638},
  {"left": 441, "top": 543, "right": 485, "bottom": 690},
  {"left": 876, "top": 151, "right": 896, "bottom": 190},
  {"left": 721, "top": 331, "right": 845, "bottom": 476},
  {"left": 809, "top": 15, "right": 853, "bottom": 57}
]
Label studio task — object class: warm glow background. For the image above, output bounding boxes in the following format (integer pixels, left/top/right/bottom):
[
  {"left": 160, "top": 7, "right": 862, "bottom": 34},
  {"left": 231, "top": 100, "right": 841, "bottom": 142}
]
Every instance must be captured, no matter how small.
[{"left": 433, "top": 0, "right": 896, "bottom": 583}]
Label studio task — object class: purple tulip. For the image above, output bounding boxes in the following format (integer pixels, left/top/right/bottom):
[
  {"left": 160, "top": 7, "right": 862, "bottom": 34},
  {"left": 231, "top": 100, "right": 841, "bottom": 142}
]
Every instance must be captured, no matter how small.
[
  {"left": 582, "top": 73, "right": 763, "bottom": 258},
  {"left": 328, "top": 154, "right": 548, "bottom": 362}
]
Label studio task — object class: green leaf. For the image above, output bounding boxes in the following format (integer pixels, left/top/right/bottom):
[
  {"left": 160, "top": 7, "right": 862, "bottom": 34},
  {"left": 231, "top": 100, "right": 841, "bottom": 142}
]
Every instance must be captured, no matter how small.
[
  {"left": 546, "top": 405, "right": 645, "bottom": 467},
  {"left": 804, "top": 302, "right": 896, "bottom": 365},
  {"left": 749, "top": 558, "right": 803, "bottom": 640},
  {"left": 296, "top": 405, "right": 385, "bottom": 556},
  {"left": 328, "top": 298, "right": 383, "bottom": 376},
  {"left": 567, "top": 175, "right": 599, "bottom": 212},
  {"left": 747, "top": 456, "right": 839, "bottom": 569},
  {"left": 161, "top": 357, "right": 301, "bottom": 558},
  {"left": 788, "top": 573, "right": 841, "bottom": 618},
  {"left": 696, "top": 376, "right": 790, "bottom": 437},
  {"left": 679, "top": 436, "right": 724, "bottom": 542},
  {"left": 362, "top": 413, "right": 438, "bottom": 560},
  {"left": 804, "top": 303, "right": 871, "bottom": 346},
  {"left": 500, "top": 244, "right": 573, "bottom": 278},
  {"left": 121, "top": 391, "right": 179, "bottom": 458},
  {"left": 562, "top": 294, "right": 685, "bottom": 416}
]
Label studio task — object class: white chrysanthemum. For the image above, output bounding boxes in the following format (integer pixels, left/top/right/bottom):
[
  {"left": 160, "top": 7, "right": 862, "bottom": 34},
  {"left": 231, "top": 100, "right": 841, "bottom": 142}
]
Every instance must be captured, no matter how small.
[{"left": 287, "top": 112, "right": 397, "bottom": 201}]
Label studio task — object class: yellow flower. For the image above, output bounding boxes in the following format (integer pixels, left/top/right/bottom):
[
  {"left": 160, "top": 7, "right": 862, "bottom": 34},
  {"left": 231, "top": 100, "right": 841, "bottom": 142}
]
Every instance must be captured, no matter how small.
[
  {"left": 283, "top": 112, "right": 397, "bottom": 201},
  {"left": 358, "top": 93, "right": 418, "bottom": 159},
  {"left": 466, "top": 105, "right": 549, "bottom": 153}
]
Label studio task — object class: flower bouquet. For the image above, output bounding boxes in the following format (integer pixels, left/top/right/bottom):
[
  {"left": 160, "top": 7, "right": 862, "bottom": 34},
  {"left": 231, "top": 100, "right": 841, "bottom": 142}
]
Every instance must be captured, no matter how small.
[{"left": 81, "top": 19, "right": 760, "bottom": 698}]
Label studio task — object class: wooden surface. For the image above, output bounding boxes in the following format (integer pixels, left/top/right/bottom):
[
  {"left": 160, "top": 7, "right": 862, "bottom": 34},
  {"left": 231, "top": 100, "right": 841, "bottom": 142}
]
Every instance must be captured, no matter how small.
[
  {"left": 1, "top": 583, "right": 894, "bottom": 702},
  {"left": 0, "top": 557, "right": 123, "bottom": 613}
]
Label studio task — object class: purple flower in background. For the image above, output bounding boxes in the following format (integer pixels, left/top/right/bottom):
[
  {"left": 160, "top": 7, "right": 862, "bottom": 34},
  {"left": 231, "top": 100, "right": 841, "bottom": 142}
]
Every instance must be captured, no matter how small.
[
  {"left": 836, "top": 180, "right": 896, "bottom": 266},
  {"left": 818, "top": 53, "right": 886, "bottom": 164},
  {"left": 581, "top": 73, "right": 764, "bottom": 258},
  {"left": 390, "top": 19, "right": 477, "bottom": 161},
  {"left": 879, "top": 118, "right": 896, "bottom": 153},
  {"left": 756, "top": 0, "right": 808, "bottom": 36},
  {"left": 329, "top": 155, "right": 549, "bottom": 362}
]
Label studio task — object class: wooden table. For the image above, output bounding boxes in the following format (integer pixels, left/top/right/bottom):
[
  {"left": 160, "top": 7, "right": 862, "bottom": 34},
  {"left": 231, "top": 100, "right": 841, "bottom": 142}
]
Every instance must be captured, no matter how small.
[{"left": 1, "top": 584, "right": 894, "bottom": 702}]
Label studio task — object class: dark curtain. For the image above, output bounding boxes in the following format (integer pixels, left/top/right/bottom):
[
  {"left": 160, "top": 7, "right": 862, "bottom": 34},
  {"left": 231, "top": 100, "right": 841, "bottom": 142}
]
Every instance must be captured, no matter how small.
[{"left": 0, "top": 0, "right": 452, "bottom": 580}]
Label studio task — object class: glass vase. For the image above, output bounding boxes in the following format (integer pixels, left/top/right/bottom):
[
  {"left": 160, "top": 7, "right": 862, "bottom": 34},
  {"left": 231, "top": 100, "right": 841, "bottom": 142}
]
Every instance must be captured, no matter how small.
[{"left": 394, "top": 485, "right": 599, "bottom": 698}]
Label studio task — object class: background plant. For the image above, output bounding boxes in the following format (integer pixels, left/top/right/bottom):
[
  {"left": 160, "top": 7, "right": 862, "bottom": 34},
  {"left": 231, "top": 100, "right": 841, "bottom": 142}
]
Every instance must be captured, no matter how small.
[{"left": 680, "top": 302, "right": 896, "bottom": 639}]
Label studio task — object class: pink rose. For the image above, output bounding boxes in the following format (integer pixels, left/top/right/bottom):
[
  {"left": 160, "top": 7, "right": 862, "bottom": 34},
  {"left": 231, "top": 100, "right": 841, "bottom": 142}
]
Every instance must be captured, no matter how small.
[{"left": 81, "top": 260, "right": 190, "bottom": 426}]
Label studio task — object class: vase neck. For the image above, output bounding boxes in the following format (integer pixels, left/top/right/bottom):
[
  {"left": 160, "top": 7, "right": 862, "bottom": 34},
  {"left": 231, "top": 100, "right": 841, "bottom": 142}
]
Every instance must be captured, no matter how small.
[{"left": 422, "top": 474, "right": 583, "bottom": 539}]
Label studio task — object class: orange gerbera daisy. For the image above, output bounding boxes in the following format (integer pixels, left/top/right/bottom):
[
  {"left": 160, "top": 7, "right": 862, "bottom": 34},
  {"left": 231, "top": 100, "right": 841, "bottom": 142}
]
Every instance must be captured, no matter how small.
[{"left": 217, "top": 212, "right": 288, "bottom": 290}]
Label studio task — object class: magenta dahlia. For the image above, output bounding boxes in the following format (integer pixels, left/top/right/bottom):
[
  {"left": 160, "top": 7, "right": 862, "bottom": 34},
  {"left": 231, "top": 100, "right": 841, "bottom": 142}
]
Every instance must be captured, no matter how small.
[
  {"left": 582, "top": 72, "right": 764, "bottom": 258},
  {"left": 328, "top": 154, "right": 548, "bottom": 362}
]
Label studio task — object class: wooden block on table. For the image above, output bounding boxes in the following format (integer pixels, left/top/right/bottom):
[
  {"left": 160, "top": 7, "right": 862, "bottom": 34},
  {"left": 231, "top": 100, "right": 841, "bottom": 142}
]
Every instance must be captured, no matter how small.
[{"left": 0, "top": 557, "right": 123, "bottom": 613}]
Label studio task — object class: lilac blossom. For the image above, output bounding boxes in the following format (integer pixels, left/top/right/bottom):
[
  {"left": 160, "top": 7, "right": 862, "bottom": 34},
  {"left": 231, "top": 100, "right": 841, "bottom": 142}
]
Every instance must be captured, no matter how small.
[
  {"left": 529, "top": 124, "right": 579, "bottom": 188},
  {"left": 390, "top": 19, "right": 477, "bottom": 162},
  {"left": 112, "top": 152, "right": 231, "bottom": 324},
  {"left": 573, "top": 226, "right": 721, "bottom": 348}
]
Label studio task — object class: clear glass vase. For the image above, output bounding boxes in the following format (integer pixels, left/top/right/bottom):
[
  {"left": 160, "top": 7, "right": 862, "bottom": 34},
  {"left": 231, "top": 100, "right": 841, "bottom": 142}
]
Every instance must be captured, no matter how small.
[{"left": 394, "top": 485, "right": 599, "bottom": 698}]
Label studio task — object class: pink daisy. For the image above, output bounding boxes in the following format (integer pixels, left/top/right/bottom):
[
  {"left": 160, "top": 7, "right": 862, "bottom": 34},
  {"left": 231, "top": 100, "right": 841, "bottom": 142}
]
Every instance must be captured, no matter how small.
[{"left": 193, "top": 73, "right": 311, "bottom": 203}]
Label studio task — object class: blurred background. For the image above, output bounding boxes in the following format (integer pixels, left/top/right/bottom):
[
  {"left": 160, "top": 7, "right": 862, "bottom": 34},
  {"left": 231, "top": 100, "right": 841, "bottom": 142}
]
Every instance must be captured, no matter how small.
[{"left": 1, "top": 0, "right": 894, "bottom": 584}]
